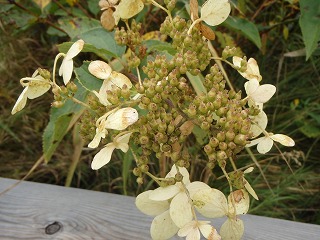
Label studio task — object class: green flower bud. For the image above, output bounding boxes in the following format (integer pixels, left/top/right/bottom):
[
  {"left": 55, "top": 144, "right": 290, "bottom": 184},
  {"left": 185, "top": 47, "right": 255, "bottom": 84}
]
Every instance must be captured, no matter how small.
[
  {"left": 139, "top": 136, "right": 149, "bottom": 145},
  {"left": 219, "top": 142, "right": 228, "bottom": 151},
  {"left": 133, "top": 167, "right": 141, "bottom": 176},
  {"left": 52, "top": 101, "right": 64, "bottom": 108},
  {"left": 217, "top": 131, "right": 226, "bottom": 142},
  {"left": 140, "top": 164, "right": 149, "bottom": 173},
  {"left": 209, "top": 137, "right": 219, "bottom": 148},
  {"left": 136, "top": 177, "right": 144, "bottom": 185},
  {"left": 234, "top": 134, "right": 247, "bottom": 146},
  {"left": 175, "top": 172, "right": 183, "bottom": 182}
]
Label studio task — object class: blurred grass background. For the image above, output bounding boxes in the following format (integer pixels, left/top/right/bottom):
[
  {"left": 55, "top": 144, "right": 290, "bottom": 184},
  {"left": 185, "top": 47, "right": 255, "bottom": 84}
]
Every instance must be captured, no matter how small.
[{"left": 0, "top": 0, "right": 319, "bottom": 225}]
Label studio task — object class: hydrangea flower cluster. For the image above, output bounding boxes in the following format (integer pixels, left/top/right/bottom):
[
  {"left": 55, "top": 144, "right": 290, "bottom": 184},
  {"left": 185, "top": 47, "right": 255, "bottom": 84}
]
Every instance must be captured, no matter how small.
[{"left": 11, "top": 0, "right": 295, "bottom": 239}]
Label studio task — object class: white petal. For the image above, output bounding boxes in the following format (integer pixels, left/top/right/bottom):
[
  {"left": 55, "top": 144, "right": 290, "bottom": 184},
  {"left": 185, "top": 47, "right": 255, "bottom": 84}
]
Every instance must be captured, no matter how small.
[
  {"left": 60, "top": 58, "right": 74, "bottom": 85},
  {"left": 105, "top": 107, "right": 139, "bottom": 130},
  {"left": 92, "top": 90, "right": 111, "bottom": 106},
  {"left": 65, "top": 39, "right": 84, "bottom": 60},
  {"left": 270, "top": 134, "right": 295, "bottom": 147},
  {"left": 149, "top": 185, "right": 180, "bottom": 201},
  {"left": 201, "top": 0, "right": 231, "bottom": 26},
  {"left": 250, "top": 110, "right": 268, "bottom": 138},
  {"left": 193, "top": 188, "right": 228, "bottom": 218},
  {"left": 178, "top": 221, "right": 197, "bottom": 237},
  {"left": 135, "top": 190, "right": 169, "bottom": 216},
  {"left": 166, "top": 165, "right": 191, "bottom": 185},
  {"left": 27, "top": 77, "right": 51, "bottom": 99},
  {"left": 199, "top": 223, "right": 221, "bottom": 240},
  {"left": 113, "top": 132, "right": 132, "bottom": 152},
  {"left": 244, "top": 79, "right": 259, "bottom": 97},
  {"left": 88, "top": 60, "right": 112, "bottom": 79},
  {"left": 246, "top": 137, "right": 263, "bottom": 147},
  {"left": 257, "top": 137, "right": 274, "bottom": 154},
  {"left": 109, "top": 71, "right": 133, "bottom": 89},
  {"left": 250, "top": 84, "right": 276, "bottom": 103},
  {"left": 11, "top": 87, "right": 29, "bottom": 114},
  {"left": 115, "top": 0, "right": 144, "bottom": 20},
  {"left": 220, "top": 218, "right": 244, "bottom": 240},
  {"left": 244, "top": 180, "right": 259, "bottom": 200},
  {"left": 187, "top": 181, "right": 211, "bottom": 199},
  {"left": 227, "top": 190, "right": 249, "bottom": 215},
  {"left": 170, "top": 192, "right": 193, "bottom": 228},
  {"left": 150, "top": 210, "right": 179, "bottom": 240},
  {"left": 232, "top": 56, "right": 242, "bottom": 68},
  {"left": 246, "top": 58, "right": 262, "bottom": 82},
  {"left": 91, "top": 144, "right": 115, "bottom": 170},
  {"left": 88, "top": 127, "right": 106, "bottom": 148}
]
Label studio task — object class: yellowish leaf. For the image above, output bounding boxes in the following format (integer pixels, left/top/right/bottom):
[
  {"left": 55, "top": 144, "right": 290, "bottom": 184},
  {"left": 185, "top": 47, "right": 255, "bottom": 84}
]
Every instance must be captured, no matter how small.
[{"left": 32, "top": 0, "right": 51, "bottom": 11}]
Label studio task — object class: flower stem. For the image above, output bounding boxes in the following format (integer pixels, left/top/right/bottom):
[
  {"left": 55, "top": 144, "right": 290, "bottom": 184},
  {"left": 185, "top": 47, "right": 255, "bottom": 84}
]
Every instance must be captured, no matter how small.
[
  {"left": 53, "top": 53, "right": 65, "bottom": 86},
  {"left": 150, "top": 0, "right": 172, "bottom": 22}
]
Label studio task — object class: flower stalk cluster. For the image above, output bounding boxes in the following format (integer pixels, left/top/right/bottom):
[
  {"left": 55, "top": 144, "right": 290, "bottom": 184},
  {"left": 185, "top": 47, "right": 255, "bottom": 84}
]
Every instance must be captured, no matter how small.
[{"left": 11, "top": 0, "right": 295, "bottom": 239}]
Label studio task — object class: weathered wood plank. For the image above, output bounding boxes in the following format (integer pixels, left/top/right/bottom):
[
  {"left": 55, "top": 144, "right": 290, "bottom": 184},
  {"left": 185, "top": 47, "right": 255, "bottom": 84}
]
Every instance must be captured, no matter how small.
[{"left": 0, "top": 177, "right": 319, "bottom": 239}]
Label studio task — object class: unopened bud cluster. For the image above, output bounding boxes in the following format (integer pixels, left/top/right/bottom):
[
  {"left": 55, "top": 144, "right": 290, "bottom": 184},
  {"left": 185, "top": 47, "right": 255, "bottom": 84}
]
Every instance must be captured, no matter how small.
[{"left": 52, "top": 82, "right": 78, "bottom": 108}]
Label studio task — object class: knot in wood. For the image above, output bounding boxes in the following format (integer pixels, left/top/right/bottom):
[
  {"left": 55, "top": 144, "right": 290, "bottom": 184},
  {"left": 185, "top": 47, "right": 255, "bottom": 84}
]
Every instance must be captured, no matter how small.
[{"left": 45, "top": 221, "right": 62, "bottom": 235}]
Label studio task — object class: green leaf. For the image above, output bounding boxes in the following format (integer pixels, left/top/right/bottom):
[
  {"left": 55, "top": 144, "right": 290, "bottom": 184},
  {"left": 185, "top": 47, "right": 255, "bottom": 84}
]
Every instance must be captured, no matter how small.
[
  {"left": 224, "top": 17, "right": 261, "bottom": 49},
  {"left": 299, "top": 0, "right": 320, "bottom": 60},
  {"left": 79, "top": 27, "right": 126, "bottom": 59},
  {"left": 58, "top": 16, "right": 101, "bottom": 39},
  {"left": 186, "top": 72, "right": 207, "bottom": 95},
  {"left": 122, "top": 150, "right": 134, "bottom": 195},
  {"left": 299, "top": 123, "right": 320, "bottom": 138},
  {"left": 74, "top": 61, "right": 103, "bottom": 91},
  {"left": 42, "top": 79, "right": 88, "bottom": 163},
  {"left": 144, "top": 40, "right": 177, "bottom": 56}
]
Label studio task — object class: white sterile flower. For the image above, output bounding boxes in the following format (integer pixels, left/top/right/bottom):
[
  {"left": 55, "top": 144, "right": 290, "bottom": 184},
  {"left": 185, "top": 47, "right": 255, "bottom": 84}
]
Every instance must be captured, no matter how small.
[
  {"left": 88, "top": 107, "right": 139, "bottom": 148},
  {"left": 113, "top": 0, "right": 144, "bottom": 25},
  {"left": 11, "top": 70, "right": 51, "bottom": 114},
  {"left": 91, "top": 132, "right": 132, "bottom": 170},
  {"left": 178, "top": 220, "right": 221, "bottom": 240},
  {"left": 201, "top": 0, "right": 231, "bottom": 26},
  {"left": 89, "top": 60, "right": 133, "bottom": 106},
  {"left": 136, "top": 191, "right": 179, "bottom": 240},
  {"left": 149, "top": 165, "right": 211, "bottom": 228},
  {"left": 193, "top": 189, "right": 250, "bottom": 240},
  {"left": 246, "top": 132, "right": 295, "bottom": 154},
  {"left": 244, "top": 79, "right": 276, "bottom": 106},
  {"left": 233, "top": 56, "right": 262, "bottom": 82},
  {"left": 250, "top": 110, "right": 268, "bottom": 138},
  {"left": 59, "top": 39, "right": 84, "bottom": 85}
]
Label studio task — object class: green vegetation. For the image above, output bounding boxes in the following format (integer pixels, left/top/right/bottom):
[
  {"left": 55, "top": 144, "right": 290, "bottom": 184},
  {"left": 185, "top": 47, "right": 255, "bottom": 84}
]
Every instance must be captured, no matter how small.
[{"left": 0, "top": 0, "right": 319, "bottom": 226}]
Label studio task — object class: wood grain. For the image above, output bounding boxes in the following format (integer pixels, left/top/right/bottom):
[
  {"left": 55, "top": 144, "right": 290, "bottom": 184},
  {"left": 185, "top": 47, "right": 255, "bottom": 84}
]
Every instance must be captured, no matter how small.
[{"left": 0, "top": 177, "right": 319, "bottom": 239}]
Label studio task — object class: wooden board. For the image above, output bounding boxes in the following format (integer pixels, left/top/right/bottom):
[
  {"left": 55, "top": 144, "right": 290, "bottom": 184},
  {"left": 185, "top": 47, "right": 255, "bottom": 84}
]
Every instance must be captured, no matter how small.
[{"left": 0, "top": 177, "right": 319, "bottom": 239}]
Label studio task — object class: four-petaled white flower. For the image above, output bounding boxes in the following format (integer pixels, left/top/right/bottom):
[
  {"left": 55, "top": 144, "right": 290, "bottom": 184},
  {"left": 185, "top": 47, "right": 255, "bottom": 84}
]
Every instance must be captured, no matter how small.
[
  {"left": 91, "top": 132, "right": 133, "bottom": 170},
  {"left": 88, "top": 60, "right": 133, "bottom": 106},
  {"left": 178, "top": 220, "right": 221, "bottom": 240},
  {"left": 244, "top": 79, "right": 276, "bottom": 107},
  {"left": 11, "top": 70, "right": 51, "bottom": 114},
  {"left": 135, "top": 165, "right": 212, "bottom": 239},
  {"left": 233, "top": 56, "right": 262, "bottom": 82},
  {"left": 88, "top": 107, "right": 139, "bottom": 148},
  {"left": 246, "top": 132, "right": 295, "bottom": 154},
  {"left": 59, "top": 39, "right": 84, "bottom": 85},
  {"left": 193, "top": 189, "right": 250, "bottom": 240},
  {"left": 148, "top": 165, "right": 211, "bottom": 229}
]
